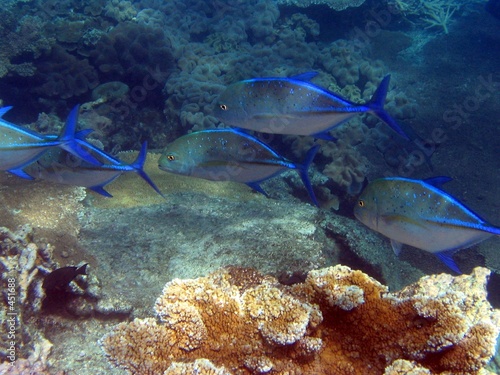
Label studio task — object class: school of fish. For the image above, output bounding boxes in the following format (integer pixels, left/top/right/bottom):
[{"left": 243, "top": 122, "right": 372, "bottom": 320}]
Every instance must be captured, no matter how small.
[
  {"left": 0, "top": 105, "right": 163, "bottom": 198},
  {"left": 2, "top": 72, "right": 498, "bottom": 274}
]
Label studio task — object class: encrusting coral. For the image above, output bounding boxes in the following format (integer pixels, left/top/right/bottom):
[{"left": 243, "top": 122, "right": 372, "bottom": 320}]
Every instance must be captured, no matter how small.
[{"left": 100, "top": 265, "right": 499, "bottom": 375}]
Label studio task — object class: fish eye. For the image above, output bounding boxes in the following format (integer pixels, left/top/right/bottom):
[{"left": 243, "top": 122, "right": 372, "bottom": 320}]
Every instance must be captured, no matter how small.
[
  {"left": 358, "top": 200, "right": 365, "bottom": 207},
  {"left": 167, "top": 154, "right": 175, "bottom": 161},
  {"left": 219, "top": 104, "right": 228, "bottom": 111}
]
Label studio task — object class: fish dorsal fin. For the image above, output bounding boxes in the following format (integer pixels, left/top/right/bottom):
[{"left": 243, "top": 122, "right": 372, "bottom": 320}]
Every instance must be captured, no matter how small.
[
  {"left": 290, "top": 72, "right": 318, "bottom": 82},
  {"left": 424, "top": 176, "right": 453, "bottom": 188},
  {"left": 0, "top": 106, "right": 13, "bottom": 118},
  {"left": 76, "top": 263, "right": 88, "bottom": 275},
  {"left": 390, "top": 239, "right": 403, "bottom": 256}
]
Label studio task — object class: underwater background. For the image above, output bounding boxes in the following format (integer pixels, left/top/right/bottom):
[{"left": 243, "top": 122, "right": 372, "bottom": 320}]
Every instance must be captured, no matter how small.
[{"left": 0, "top": 0, "right": 499, "bottom": 374}]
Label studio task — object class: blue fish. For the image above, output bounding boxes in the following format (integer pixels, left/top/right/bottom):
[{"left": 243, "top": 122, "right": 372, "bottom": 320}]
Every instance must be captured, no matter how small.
[
  {"left": 0, "top": 105, "right": 99, "bottom": 178},
  {"left": 158, "top": 128, "right": 319, "bottom": 205},
  {"left": 25, "top": 139, "right": 164, "bottom": 198},
  {"left": 354, "top": 176, "right": 500, "bottom": 273},
  {"left": 215, "top": 73, "right": 409, "bottom": 141}
]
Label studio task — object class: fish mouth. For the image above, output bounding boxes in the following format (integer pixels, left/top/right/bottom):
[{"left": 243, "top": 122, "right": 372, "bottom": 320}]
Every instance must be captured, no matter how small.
[{"left": 158, "top": 164, "right": 169, "bottom": 172}]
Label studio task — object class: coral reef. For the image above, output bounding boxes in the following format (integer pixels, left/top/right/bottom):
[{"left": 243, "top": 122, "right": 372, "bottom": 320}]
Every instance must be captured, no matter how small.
[
  {"left": 276, "top": 0, "right": 366, "bottom": 11},
  {"left": 387, "top": 0, "right": 479, "bottom": 34},
  {"left": 105, "top": 0, "right": 138, "bottom": 22},
  {"left": 164, "top": 359, "right": 231, "bottom": 375},
  {"left": 0, "top": 221, "right": 129, "bottom": 371},
  {"left": 0, "top": 337, "right": 54, "bottom": 375},
  {"left": 90, "top": 21, "right": 174, "bottom": 87},
  {"left": 0, "top": 14, "right": 54, "bottom": 78},
  {"left": 100, "top": 265, "right": 499, "bottom": 374},
  {"left": 320, "top": 118, "right": 371, "bottom": 195},
  {"left": 33, "top": 45, "right": 99, "bottom": 100},
  {"left": 0, "top": 225, "right": 61, "bottom": 374},
  {"left": 101, "top": 266, "right": 500, "bottom": 374}
]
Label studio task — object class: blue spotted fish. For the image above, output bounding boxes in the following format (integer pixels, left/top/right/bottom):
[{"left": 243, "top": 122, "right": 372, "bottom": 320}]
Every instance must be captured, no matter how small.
[
  {"left": 354, "top": 176, "right": 500, "bottom": 273},
  {"left": 25, "top": 140, "right": 164, "bottom": 198},
  {"left": 0, "top": 105, "right": 98, "bottom": 178},
  {"left": 215, "top": 73, "right": 408, "bottom": 141},
  {"left": 158, "top": 128, "right": 319, "bottom": 205}
]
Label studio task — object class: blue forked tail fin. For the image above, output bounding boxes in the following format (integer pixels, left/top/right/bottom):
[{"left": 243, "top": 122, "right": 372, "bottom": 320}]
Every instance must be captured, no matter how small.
[
  {"left": 58, "top": 105, "right": 101, "bottom": 166},
  {"left": 368, "top": 75, "right": 410, "bottom": 141},
  {"left": 130, "top": 142, "right": 165, "bottom": 198}
]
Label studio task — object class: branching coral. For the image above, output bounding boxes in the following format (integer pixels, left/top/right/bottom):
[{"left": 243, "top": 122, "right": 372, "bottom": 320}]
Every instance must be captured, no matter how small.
[
  {"left": 388, "top": 0, "right": 462, "bottom": 34},
  {"left": 101, "top": 265, "right": 500, "bottom": 375}
]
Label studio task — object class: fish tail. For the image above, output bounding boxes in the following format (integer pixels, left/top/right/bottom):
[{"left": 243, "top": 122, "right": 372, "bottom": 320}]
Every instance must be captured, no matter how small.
[
  {"left": 58, "top": 105, "right": 101, "bottom": 165},
  {"left": 368, "top": 75, "right": 410, "bottom": 140},
  {"left": 297, "top": 144, "right": 320, "bottom": 207},
  {"left": 131, "top": 141, "right": 165, "bottom": 198}
]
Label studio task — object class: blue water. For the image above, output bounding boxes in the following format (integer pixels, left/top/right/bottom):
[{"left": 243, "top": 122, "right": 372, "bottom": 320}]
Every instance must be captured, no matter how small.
[{"left": 0, "top": 0, "right": 499, "bottom": 373}]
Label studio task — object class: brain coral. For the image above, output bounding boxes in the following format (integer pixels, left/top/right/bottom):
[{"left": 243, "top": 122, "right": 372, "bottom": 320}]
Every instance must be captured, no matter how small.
[{"left": 100, "top": 265, "right": 499, "bottom": 375}]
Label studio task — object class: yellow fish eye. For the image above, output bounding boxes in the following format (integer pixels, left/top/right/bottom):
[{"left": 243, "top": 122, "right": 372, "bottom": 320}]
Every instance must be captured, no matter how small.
[
  {"left": 219, "top": 104, "right": 228, "bottom": 111},
  {"left": 167, "top": 154, "right": 175, "bottom": 161},
  {"left": 358, "top": 200, "right": 365, "bottom": 207}
]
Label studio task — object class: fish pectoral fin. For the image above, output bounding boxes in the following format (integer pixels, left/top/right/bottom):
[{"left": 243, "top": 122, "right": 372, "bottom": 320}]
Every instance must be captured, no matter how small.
[
  {"left": 390, "top": 239, "right": 403, "bottom": 256},
  {"left": 90, "top": 185, "right": 113, "bottom": 197},
  {"left": 312, "top": 131, "right": 337, "bottom": 142},
  {"left": 246, "top": 182, "right": 268, "bottom": 197},
  {"left": 435, "top": 250, "right": 461, "bottom": 274},
  {"left": 8, "top": 167, "right": 34, "bottom": 180}
]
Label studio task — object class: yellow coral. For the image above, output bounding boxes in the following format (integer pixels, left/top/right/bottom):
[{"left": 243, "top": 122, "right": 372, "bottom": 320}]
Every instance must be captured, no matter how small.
[
  {"left": 164, "top": 359, "right": 231, "bottom": 375},
  {"left": 101, "top": 266, "right": 500, "bottom": 375}
]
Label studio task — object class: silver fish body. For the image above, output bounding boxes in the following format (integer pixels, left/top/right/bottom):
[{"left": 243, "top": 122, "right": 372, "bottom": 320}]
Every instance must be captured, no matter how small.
[
  {"left": 215, "top": 73, "right": 408, "bottom": 140},
  {"left": 0, "top": 107, "right": 62, "bottom": 171},
  {"left": 158, "top": 128, "right": 319, "bottom": 205},
  {"left": 354, "top": 177, "right": 500, "bottom": 272},
  {"left": 25, "top": 140, "right": 163, "bottom": 198},
  {"left": 0, "top": 105, "right": 99, "bottom": 177}
]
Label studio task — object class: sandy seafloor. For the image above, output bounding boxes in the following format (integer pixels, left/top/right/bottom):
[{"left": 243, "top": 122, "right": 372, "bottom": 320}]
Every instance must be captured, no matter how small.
[{"left": 0, "top": 1, "right": 499, "bottom": 374}]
